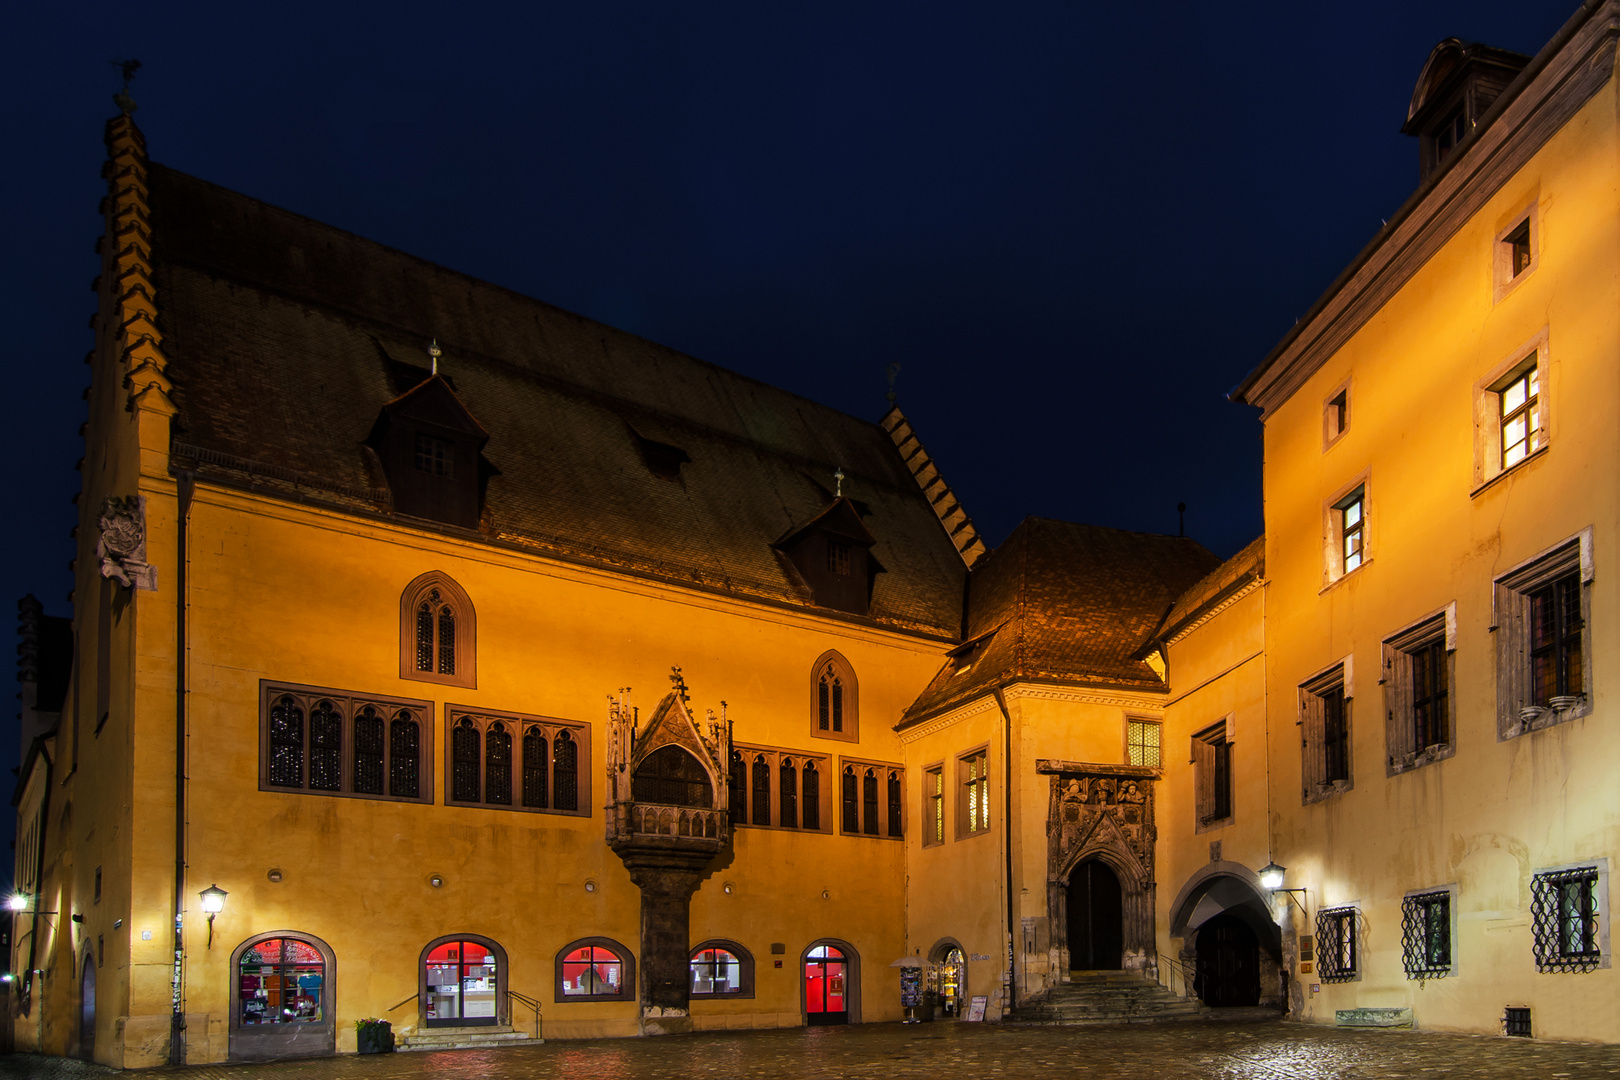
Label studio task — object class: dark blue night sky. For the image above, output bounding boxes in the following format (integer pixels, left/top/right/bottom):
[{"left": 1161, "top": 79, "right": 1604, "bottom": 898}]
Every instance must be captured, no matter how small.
[{"left": 0, "top": 1, "right": 1575, "bottom": 829}]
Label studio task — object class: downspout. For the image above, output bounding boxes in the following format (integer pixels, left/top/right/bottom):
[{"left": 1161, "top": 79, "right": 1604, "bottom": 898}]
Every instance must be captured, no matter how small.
[
  {"left": 169, "top": 472, "right": 194, "bottom": 1066},
  {"left": 991, "top": 686, "right": 1016, "bottom": 1015}
]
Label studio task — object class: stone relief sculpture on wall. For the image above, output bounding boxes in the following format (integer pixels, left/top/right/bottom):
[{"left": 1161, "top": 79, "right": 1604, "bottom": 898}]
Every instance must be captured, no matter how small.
[{"left": 98, "top": 495, "right": 155, "bottom": 590}]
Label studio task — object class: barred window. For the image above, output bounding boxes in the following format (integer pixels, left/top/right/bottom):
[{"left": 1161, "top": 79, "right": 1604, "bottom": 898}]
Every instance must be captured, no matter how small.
[
  {"left": 1495, "top": 536, "right": 1592, "bottom": 738},
  {"left": 1316, "top": 906, "right": 1359, "bottom": 982},
  {"left": 1126, "top": 718, "right": 1161, "bottom": 768},
  {"left": 1401, "top": 890, "right": 1453, "bottom": 978},
  {"left": 730, "top": 746, "right": 830, "bottom": 832},
  {"left": 1531, "top": 867, "right": 1603, "bottom": 973},
  {"left": 446, "top": 708, "right": 588, "bottom": 815},
  {"left": 1300, "top": 665, "right": 1352, "bottom": 804},
  {"left": 259, "top": 683, "right": 431, "bottom": 804},
  {"left": 399, "top": 572, "right": 476, "bottom": 689}
]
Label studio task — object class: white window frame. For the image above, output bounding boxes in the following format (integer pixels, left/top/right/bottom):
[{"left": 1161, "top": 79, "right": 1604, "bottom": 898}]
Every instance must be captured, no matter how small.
[
  {"left": 1322, "top": 474, "right": 1370, "bottom": 587},
  {"left": 1493, "top": 202, "right": 1540, "bottom": 304},
  {"left": 1472, "top": 330, "right": 1550, "bottom": 493}
]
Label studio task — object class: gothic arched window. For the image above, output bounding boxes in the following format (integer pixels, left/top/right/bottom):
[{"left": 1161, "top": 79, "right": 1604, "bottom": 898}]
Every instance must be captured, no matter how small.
[
  {"left": 445, "top": 710, "right": 587, "bottom": 815},
  {"left": 486, "top": 721, "right": 513, "bottom": 805},
  {"left": 390, "top": 711, "right": 421, "bottom": 799},
  {"left": 780, "top": 757, "right": 798, "bottom": 829},
  {"left": 258, "top": 684, "right": 433, "bottom": 804},
  {"left": 810, "top": 650, "right": 858, "bottom": 742},
  {"left": 752, "top": 754, "right": 772, "bottom": 826},
  {"left": 522, "top": 726, "right": 548, "bottom": 808},
  {"left": 554, "top": 730, "right": 579, "bottom": 812},
  {"left": 399, "top": 572, "right": 476, "bottom": 689},
  {"left": 452, "top": 718, "right": 481, "bottom": 803},
  {"left": 352, "top": 705, "right": 384, "bottom": 795},
  {"left": 268, "top": 696, "right": 305, "bottom": 788}
]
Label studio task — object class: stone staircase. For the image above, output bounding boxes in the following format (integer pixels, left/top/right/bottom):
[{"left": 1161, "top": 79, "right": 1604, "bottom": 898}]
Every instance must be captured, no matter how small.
[
  {"left": 1008, "top": 970, "right": 1206, "bottom": 1026},
  {"left": 395, "top": 1024, "right": 542, "bottom": 1052}
]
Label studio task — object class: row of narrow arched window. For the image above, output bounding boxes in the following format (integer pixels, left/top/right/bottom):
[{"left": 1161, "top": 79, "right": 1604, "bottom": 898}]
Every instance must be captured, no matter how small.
[
  {"left": 262, "top": 686, "right": 584, "bottom": 814},
  {"left": 449, "top": 713, "right": 579, "bottom": 812},
  {"left": 727, "top": 748, "right": 901, "bottom": 837},
  {"left": 268, "top": 692, "right": 426, "bottom": 802}
]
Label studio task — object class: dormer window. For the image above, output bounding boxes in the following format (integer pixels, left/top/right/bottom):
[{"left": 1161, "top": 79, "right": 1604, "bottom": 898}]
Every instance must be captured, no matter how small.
[
  {"left": 773, "top": 496, "right": 883, "bottom": 617},
  {"left": 414, "top": 434, "right": 453, "bottom": 478},
  {"left": 1435, "top": 107, "right": 1467, "bottom": 163},
  {"left": 1402, "top": 39, "right": 1529, "bottom": 182}
]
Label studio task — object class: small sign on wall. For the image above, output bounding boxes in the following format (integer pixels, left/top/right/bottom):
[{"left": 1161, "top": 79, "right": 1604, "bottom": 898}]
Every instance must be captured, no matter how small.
[
  {"left": 966, "top": 995, "right": 989, "bottom": 1021},
  {"left": 969, "top": 953, "right": 991, "bottom": 961}
]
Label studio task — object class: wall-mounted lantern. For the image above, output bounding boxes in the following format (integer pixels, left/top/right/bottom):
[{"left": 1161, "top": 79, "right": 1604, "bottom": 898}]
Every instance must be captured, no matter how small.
[{"left": 199, "top": 884, "right": 228, "bottom": 948}]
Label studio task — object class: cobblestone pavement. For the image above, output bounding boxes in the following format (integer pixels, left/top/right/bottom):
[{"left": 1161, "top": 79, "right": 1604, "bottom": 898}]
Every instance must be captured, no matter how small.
[{"left": 5, "top": 1020, "right": 1620, "bottom": 1079}]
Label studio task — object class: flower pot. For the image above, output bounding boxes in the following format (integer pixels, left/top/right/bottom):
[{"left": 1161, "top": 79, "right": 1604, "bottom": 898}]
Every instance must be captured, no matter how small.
[{"left": 357, "top": 1021, "right": 394, "bottom": 1054}]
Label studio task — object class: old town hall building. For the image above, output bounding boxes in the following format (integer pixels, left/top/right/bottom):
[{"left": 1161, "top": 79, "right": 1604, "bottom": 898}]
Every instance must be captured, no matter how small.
[{"left": 12, "top": 1, "right": 1620, "bottom": 1064}]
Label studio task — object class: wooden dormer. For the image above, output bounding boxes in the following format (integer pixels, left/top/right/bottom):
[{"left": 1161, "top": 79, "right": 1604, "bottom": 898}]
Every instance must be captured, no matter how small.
[
  {"left": 367, "top": 373, "right": 490, "bottom": 529},
  {"left": 1402, "top": 38, "right": 1530, "bottom": 182},
  {"left": 774, "top": 498, "right": 884, "bottom": 617}
]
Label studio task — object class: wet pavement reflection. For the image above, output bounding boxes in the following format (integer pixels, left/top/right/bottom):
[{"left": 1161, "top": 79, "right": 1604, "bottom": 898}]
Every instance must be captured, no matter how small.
[{"left": 6, "top": 1019, "right": 1620, "bottom": 1079}]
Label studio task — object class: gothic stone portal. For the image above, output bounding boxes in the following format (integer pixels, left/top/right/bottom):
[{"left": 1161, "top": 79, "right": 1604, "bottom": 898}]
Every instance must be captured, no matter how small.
[{"left": 1041, "top": 761, "right": 1158, "bottom": 982}]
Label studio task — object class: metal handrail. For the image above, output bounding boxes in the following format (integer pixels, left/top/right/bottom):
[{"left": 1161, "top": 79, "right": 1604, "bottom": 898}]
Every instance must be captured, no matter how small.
[
  {"left": 386, "top": 992, "right": 419, "bottom": 1014},
  {"left": 1157, "top": 954, "right": 1197, "bottom": 1001},
  {"left": 507, "top": 989, "right": 543, "bottom": 1040}
]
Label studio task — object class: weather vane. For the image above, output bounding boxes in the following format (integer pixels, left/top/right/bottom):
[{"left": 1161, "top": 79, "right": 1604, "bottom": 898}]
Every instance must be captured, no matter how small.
[
  {"left": 428, "top": 339, "right": 442, "bottom": 376},
  {"left": 112, "top": 58, "right": 142, "bottom": 114},
  {"left": 834, "top": 467, "right": 845, "bottom": 498}
]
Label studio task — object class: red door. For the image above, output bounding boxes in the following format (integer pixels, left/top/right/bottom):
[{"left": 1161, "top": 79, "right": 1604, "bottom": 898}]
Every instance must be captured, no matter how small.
[{"left": 805, "top": 945, "right": 848, "bottom": 1025}]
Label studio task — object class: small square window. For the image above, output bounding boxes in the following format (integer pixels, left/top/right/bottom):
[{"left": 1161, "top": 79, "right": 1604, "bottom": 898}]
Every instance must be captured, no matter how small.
[
  {"left": 1505, "top": 219, "right": 1532, "bottom": 278},
  {"left": 1126, "top": 718, "right": 1161, "bottom": 768},
  {"left": 1323, "top": 387, "right": 1349, "bottom": 447},
  {"left": 413, "top": 433, "right": 453, "bottom": 478}
]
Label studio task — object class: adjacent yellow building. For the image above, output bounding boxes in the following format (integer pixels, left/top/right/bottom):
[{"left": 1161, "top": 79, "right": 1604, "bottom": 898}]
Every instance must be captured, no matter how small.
[{"left": 12, "top": 1, "right": 1620, "bottom": 1065}]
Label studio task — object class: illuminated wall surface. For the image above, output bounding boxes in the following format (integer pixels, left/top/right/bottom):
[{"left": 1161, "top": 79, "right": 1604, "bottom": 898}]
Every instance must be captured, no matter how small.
[{"left": 13, "top": 4, "right": 1620, "bottom": 1066}]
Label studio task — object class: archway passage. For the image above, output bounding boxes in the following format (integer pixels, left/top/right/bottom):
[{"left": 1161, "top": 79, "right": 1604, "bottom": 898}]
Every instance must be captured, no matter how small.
[
  {"left": 1195, "top": 913, "right": 1260, "bottom": 1007},
  {"left": 804, "top": 945, "right": 849, "bottom": 1025},
  {"left": 1067, "top": 859, "right": 1124, "bottom": 970},
  {"left": 79, "top": 954, "right": 96, "bottom": 1061},
  {"left": 931, "top": 945, "right": 966, "bottom": 1017}
]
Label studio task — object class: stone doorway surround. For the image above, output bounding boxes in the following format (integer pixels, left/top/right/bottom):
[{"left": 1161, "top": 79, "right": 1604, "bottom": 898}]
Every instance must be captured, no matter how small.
[{"left": 1038, "top": 761, "right": 1159, "bottom": 986}]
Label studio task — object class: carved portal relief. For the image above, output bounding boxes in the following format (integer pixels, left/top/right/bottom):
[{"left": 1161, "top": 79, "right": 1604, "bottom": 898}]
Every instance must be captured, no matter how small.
[{"left": 1042, "top": 763, "right": 1159, "bottom": 985}]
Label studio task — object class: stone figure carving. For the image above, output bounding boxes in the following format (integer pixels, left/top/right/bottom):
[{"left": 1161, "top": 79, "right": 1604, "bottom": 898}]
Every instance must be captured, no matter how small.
[{"left": 98, "top": 496, "right": 155, "bottom": 590}]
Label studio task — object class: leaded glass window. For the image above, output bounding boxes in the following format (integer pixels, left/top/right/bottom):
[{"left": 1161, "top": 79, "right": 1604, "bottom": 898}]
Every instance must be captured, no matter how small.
[
  {"left": 887, "top": 769, "right": 903, "bottom": 838},
  {"left": 401, "top": 573, "right": 476, "bottom": 688},
  {"left": 268, "top": 696, "right": 305, "bottom": 788},
  {"left": 437, "top": 608, "right": 455, "bottom": 675},
  {"left": 962, "top": 750, "right": 989, "bottom": 835},
  {"left": 1127, "top": 718, "right": 1161, "bottom": 767},
  {"left": 862, "top": 768, "right": 879, "bottom": 835},
  {"left": 389, "top": 711, "right": 420, "bottom": 798},
  {"left": 780, "top": 758, "right": 798, "bottom": 829},
  {"left": 728, "top": 750, "right": 747, "bottom": 824},
  {"left": 842, "top": 765, "right": 859, "bottom": 833},
  {"left": 352, "top": 706, "right": 384, "bottom": 795},
  {"left": 485, "top": 721, "right": 512, "bottom": 805},
  {"left": 414, "top": 589, "right": 456, "bottom": 676},
  {"left": 802, "top": 760, "right": 820, "bottom": 830},
  {"left": 452, "top": 718, "right": 481, "bottom": 803},
  {"left": 752, "top": 755, "right": 771, "bottom": 826},
  {"left": 522, "top": 726, "right": 548, "bottom": 808},
  {"left": 553, "top": 730, "right": 578, "bottom": 811}
]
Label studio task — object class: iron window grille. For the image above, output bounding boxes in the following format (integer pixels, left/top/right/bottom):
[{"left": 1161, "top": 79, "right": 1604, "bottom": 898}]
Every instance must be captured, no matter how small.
[
  {"left": 1127, "top": 718, "right": 1162, "bottom": 768},
  {"left": 1400, "top": 891, "right": 1452, "bottom": 978},
  {"left": 1504, "top": 1007, "right": 1532, "bottom": 1038},
  {"left": 924, "top": 766, "right": 945, "bottom": 846},
  {"left": 1315, "top": 907, "right": 1359, "bottom": 982},
  {"left": 960, "top": 750, "right": 990, "bottom": 837},
  {"left": 1531, "top": 867, "right": 1602, "bottom": 973}
]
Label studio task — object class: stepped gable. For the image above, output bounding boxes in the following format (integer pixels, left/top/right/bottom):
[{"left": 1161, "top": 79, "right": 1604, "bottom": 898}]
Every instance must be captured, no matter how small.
[
  {"left": 142, "top": 164, "right": 966, "bottom": 636},
  {"left": 901, "top": 518, "right": 1219, "bottom": 724}
]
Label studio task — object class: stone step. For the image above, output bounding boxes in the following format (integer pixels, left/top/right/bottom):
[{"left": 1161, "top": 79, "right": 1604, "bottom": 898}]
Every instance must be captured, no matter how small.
[
  {"left": 1008, "top": 971, "right": 1208, "bottom": 1027},
  {"left": 396, "top": 1025, "right": 543, "bottom": 1052}
]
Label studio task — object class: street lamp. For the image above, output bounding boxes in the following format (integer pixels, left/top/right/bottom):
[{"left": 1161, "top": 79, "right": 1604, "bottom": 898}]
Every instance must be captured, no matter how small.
[
  {"left": 1258, "top": 861, "right": 1307, "bottom": 915},
  {"left": 199, "top": 884, "right": 228, "bottom": 948},
  {"left": 5, "top": 894, "right": 26, "bottom": 913}
]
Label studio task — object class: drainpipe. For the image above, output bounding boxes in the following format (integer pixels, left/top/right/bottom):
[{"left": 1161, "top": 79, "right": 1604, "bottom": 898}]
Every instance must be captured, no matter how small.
[
  {"left": 21, "top": 745, "right": 53, "bottom": 1024},
  {"left": 992, "top": 687, "right": 1016, "bottom": 1014},
  {"left": 169, "top": 472, "right": 194, "bottom": 1066}
]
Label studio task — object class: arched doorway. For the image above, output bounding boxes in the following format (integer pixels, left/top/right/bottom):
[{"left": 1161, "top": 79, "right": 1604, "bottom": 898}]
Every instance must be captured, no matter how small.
[
  {"left": 929, "top": 943, "right": 966, "bottom": 1017},
  {"left": 803, "top": 940, "right": 859, "bottom": 1025},
  {"left": 1067, "top": 859, "right": 1124, "bottom": 970},
  {"left": 1195, "top": 913, "right": 1259, "bottom": 1006},
  {"left": 79, "top": 952, "right": 96, "bottom": 1061},
  {"left": 421, "top": 936, "right": 507, "bottom": 1027},
  {"left": 229, "top": 932, "right": 337, "bottom": 1061}
]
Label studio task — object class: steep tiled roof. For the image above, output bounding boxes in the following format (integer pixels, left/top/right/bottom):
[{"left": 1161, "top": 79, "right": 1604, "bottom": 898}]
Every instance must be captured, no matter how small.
[
  {"left": 146, "top": 165, "right": 967, "bottom": 637},
  {"left": 1158, "top": 536, "right": 1264, "bottom": 645},
  {"left": 901, "top": 518, "right": 1219, "bottom": 724}
]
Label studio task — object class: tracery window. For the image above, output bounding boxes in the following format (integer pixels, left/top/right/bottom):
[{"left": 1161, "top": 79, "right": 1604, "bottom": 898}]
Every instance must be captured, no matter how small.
[
  {"left": 841, "top": 756, "right": 904, "bottom": 839},
  {"left": 445, "top": 708, "right": 588, "bottom": 815},
  {"left": 556, "top": 938, "right": 634, "bottom": 1002},
  {"left": 400, "top": 572, "right": 476, "bottom": 688},
  {"left": 731, "top": 745, "right": 828, "bottom": 832},
  {"left": 811, "top": 651, "right": 859, "bottom": 742},
  {"left": 260, "top": 683, "right": 431, "bottom": 803}
]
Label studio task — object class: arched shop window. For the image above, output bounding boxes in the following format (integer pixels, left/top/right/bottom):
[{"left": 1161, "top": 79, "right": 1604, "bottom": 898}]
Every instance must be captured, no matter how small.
[
  {"left": 421, "top": 936, "right": 506, "bottom": 1027},
  {"left": 690, "top": 940, "right": 754, "bottom": 998},
  {"left": 555, "top": 937, "right": 635, "bottom": 1002},
  {"left": 230, "top": 931, "right": 337, "bottom": 1061}
]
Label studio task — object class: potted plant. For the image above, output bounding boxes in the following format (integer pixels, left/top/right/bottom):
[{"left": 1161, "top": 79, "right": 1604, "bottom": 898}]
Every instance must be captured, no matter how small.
[{"left": 355, "top": 1017, "right": 394, "bottom": 1054}]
